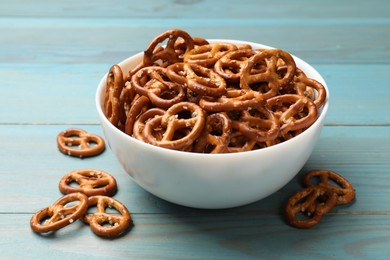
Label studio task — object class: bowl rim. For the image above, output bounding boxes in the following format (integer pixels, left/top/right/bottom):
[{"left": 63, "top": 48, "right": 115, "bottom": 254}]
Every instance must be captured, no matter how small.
[{"left": 96, "top": 39, "right": 329, "bottom": 158}]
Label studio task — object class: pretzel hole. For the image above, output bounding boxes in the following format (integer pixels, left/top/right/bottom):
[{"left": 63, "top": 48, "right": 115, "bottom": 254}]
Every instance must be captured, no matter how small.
[
  {"left": 252, "top": 142, "right": 267, "bottom": 150},
  {"left": 210, "top": 128, "right": 222, "bottom": 137},
  {"left": 208, "top": 120, "right": 224, "bottom": 136},
  {"left": 328, "top": 179, "right": 344, "bottom": 189},
  {"left": 249, "top": 82, "right": 270, "bottom": 93},
  {"left": 224, "top": 65, "right": 241, "bottom": 74},
  {"left": 227, "top": 110, "right": 241, "bottom": 120},
  {"left": 309, "top": 176, "right": 343, "bottom": 189},
  {"left": 292, "top": 210, "right": 316, "bottom": 221},
  {"left": 177, "top": 110, "right": 192, "bottom": 119},
  {"left": 39, "top": 215, "right": 53, "bottom": 225},
  {"left": 86, "top": 205, "right": 98, "bottom": 215},
  {"left": 276, "top": 66, "right": 289, "bottom": 79},
  {"left": 66, "top": 143, "right": 81, "bottom": 149},
  {"left": 252, "top": 61, "right": 267, "bottom": 71},
  {"left": 216, "top": 46, "right": 231, "bottom": 52},
  {"left": 99, "top": 217, "right": 121, "bottom": 228},
  {"left": 172, "top": 130, "right": 189, "bottom": 140},
  {"left": 86, "top": 141, "right": 99, "bottom": 148},
  {"left": 203, "top": 144, "right": 217, "bottom": 153},
  {"left": 66, "top": 134, "right": 81, "bottom": 139},
  {"left": 105, "top": 207, "right": 121, "bottom": 215},
  {"left": 294, "top": 193, "right": 314, "bottom": 207},
  {"left": 248, "top": 109, "right": 268, "bottom": 120},
  {"left": 64, "top": 201, "right": 80, "bottom": 209},
  {"left": 155, "top": 36, "right": 187, "bottom": 61},
  {"left": 294, "top": 107, "right": 309, "bottom": 119},
  {"left": 304, "top": 87, "right": 316, "bottom": 100},
  {"left": 151, "top": 128, "right": 165, "bottom": 141},
  {"left": 159, "top": 38, "right": 170, "bottom": 46},
  {"left": 87, "top": 206, "right": 121, "bottom": 219},
  {"left": 271, "top": 104, "right": 289, "bottom": 114},
  {"left": 100, "top": 221, "right": 116, "bottom": 228},
  {"left": 160, "top": 89, "right": 179, "bottom": 100},
  {"left": 67, "top": 180, "right": 80, "bottom": 188},
  {"left": 173, "top": 37, "right": 189, "bottom": 59}
]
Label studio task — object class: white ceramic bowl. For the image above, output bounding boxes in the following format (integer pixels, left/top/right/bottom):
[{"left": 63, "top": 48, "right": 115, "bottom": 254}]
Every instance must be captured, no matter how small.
[{"left": 96, "top": 39, "right": 329, "bottom": 209}]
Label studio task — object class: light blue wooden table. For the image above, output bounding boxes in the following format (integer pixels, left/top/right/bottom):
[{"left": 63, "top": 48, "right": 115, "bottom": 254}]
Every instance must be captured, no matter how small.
[{"left": 1, "top": 1, "right": 390, "bottom": 259}]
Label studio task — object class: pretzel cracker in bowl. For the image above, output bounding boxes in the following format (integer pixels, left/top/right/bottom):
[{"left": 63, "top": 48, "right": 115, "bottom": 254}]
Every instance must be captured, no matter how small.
[
  {"left": 95, "top": 29, "right": 330, "bottom": 209},
  {"left": 102, "top": 29, "right": 327, "bottom": 154}
]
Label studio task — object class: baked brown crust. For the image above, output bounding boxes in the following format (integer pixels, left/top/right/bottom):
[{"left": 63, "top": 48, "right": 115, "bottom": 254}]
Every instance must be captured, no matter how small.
[
  {"left": 82, "top": 196, "right": 132, "bottom": 238},
  {"left": 59, "top": 169, "right": 117, "bottom": 197},
  {"left": 30, "top": 192, "right": 88, "bottom": 233},
  {"left": 56, "top": 128, "right": 105, "bottom": 158}
]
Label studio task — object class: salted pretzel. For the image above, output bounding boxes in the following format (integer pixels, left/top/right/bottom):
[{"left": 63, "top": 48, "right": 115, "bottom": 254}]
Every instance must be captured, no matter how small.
[
  {"left": 214, "top": 48, "right": 257, "bottom": 83},
  {"left": 285, "top": 169, "right": 355, "bottom": 228},
  {"left": 184, "top": 63, "right": 227, "bottom": 97},
  {"left": 131, "top": 66, "right": 186, "bottom": 109},
  {"left": 166, "top": 62, "right": 188, "bottom": 85},
  {"left": 59, "top": 169, "right": 117, "bottom": 197},
  {"left": 166, "top": 62, "right": 228, "bottom": 97},
  {"left": 303, "top": 170, "right": 355, "bottom": 205},
  {"left": 143, "top": 29, "right": 195, "bottom": 67},
  {"left": 104, "top": 65, "right": 125, "bottom": 127},
  {"left": 143, "top": 102, "right": 205, "bottom": 150},
  {"left": 240, "top": 49, "right": 296, "bottom": 100},
  {"left": 266, "top": 94, "right": 318, "bottom": 136},
  {"left": 82, "top": 196, "right": 132, "bottom": 238},
  {"left": 184, "top": 43, "right": 238, "bottom": 67},
  {"left": 193, "top": 112, "right": 232, "bottom": 153},
  {"left": 231, "top": 105, "right": 279, "bottom": 142},
  {"left": 284, "top": 186, "right": 338, "bottom": 229},
  {"left": 132, "top": 108, "right": 166, "bottom": 141},
  {"left": 147, "top": 82, "right": 186, "bottom": 109},
  {"left": 30, "top": 192, "right": 88, "bottom": 233},
  {"left": 57, "top": 128, "right": 105, "bottom": 158},
  {"left": 199, "top": 88, "right": 264, "bottom": 112}
]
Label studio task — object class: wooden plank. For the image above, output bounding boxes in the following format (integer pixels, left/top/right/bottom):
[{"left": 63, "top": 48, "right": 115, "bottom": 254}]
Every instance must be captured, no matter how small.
[
  {"left": 317, "top": 65, "right": 390, "bottom": 125},
  {"left": 2, "top": 213, "right": 390, "bottom": 259},
  {"left": 1, "top": 0, "right": 389, "bottom": 19},
  {"left": 1, "top": 125, "right": 389, "bottom": 214},
  {"left": 1, "top": 64, "right": 389, "bottom": 125},
  {"left": 0, "top": 20, "right": 389, "bottom": 64},
  {"left": 0, "top": 63, "right": 106, "bottom": 124}
]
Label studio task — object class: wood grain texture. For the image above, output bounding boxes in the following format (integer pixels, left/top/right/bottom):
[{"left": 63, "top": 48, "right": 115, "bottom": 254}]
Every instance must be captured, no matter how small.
[
  {"left": 1, "top": 20, "right": 388, "bottom": 65},
  {"left": 1, "top": 0, "right": 389, "bottom": 19},
  {"left": 2, "top": 214, "right": 390, "bottom": 259}
]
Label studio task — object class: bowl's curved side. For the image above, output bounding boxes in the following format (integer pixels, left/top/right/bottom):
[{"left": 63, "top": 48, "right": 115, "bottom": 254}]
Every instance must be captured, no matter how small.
[{"left": 96, "top": 40, "right": 329, "bottom": 209}]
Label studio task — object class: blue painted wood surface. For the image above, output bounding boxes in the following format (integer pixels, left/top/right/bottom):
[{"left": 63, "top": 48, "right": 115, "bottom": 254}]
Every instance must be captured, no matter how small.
[{"left": 1, "top": 1, "right": 390, "bottom": 259}]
